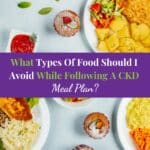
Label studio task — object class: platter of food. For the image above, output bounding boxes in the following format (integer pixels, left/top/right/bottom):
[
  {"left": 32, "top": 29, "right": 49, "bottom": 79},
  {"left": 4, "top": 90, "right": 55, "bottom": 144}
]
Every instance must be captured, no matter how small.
[
  {"left": 54, "top": 97, "right": 92, "bottom": 109},
  {"left": 83, "top": 0, "right": 150, "bottom": 53},
  {"left": 117, "top": 98, "right": 150, "bottom": 150},
  {"left": 0, "top": 98, "right": 50, "bottom": 150}
]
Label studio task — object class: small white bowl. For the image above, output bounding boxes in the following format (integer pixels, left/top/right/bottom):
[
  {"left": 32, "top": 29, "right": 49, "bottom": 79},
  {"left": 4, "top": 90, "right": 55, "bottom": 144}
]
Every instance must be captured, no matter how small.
[
  {"left": 53, "top": 98, "right": 92, "bottom": 109},
  {"left": 6, "top": 29, "right": 39, "bottom": 52}
]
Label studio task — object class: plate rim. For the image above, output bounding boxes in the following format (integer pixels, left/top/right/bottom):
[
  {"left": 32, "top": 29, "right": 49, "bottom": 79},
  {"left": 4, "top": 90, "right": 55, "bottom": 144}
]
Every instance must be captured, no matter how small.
[
  {"left": 32, "top": 98, "right": 50, "bottom": 150},
  {"left": 116, "top": 98, "right": 136, "bottom": 150},
  {"left": 53, "top": 97, "right": 92, "bottom": 109},
  {"left": 83, "top": 0, "right": 102, "bottom": 53}
]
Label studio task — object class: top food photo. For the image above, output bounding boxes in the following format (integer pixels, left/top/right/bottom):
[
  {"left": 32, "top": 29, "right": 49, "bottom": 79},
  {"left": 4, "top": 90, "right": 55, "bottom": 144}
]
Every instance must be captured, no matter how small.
[
  {"left": 84, "top": 0, "right": 150, "bottom": 52},
  {"left": 0, "top": 0, "right": 150, "bottom": 53}
]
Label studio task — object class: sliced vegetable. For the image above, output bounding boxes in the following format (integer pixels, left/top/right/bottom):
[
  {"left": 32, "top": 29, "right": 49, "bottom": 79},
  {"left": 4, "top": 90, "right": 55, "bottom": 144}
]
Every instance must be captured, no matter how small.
[
  {"left": 90, "top": 0, "right": 124, "bottom": 28},
  {"left": 18, "top": 2, "right": 32, "bottom": 9},
  {"left": 38, "top": 7, "right": 53, "bottom": 15},
  {"left": 90, "top": 3, "right": 101, "bottom": 13},
  {"left": 91, "top": 17, "right": 103, "bottom": 28}
]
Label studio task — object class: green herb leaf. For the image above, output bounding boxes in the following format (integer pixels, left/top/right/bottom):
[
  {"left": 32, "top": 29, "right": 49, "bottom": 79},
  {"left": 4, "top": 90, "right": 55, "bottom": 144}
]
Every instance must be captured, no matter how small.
[
  {"left": 0, "top": 139, "right": 5, "bottom": 150},
  {"left": 26, "top": 98, "right": 39, "bottom": 108},
  {"left": 18, "top": 1, "right": 32, "bottom": 9},
  {"left": 30, "top": 33, "right": 37, "bottom": 43},
  {"left": 38, "top": 7, "right": 53, "bottom": 15}
]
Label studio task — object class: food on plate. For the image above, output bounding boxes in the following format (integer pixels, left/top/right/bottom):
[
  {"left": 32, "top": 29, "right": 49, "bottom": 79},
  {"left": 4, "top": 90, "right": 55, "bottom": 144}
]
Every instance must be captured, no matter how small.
[
  {"left": 83, "top": 112, "right": 110, "bottom": 139},
  {"left": 63, "top": 97, "right": 87, "bottom": 103},
  {"left": 122, "top": 0, "right": 150, "bottom": 26},
  {"left": 141, "top": 35, "right": 150, "bottom": 47},
  {"left": 95, "top": 28, "right": 110, "bottom": 40},
  {"left": 0, "top": 98, "right": 32, "bottom": 121},
  {"left": 90, "top": 0, "right": 124, "bottom": 28},
  {"left": 73, "top": 144, "right": 94, "bottom": 150},
  {"left": 54, "top": 10, "right": 80, "bottom": 37},
  {"left": 126, "top": 98, "right": 150, "bottom": 150},
  {"left": 11, "top": 33, "right": 37, "bottom": 53},
  {"left": 0, "top": 97, "right": 40, "bottom": 150},
  {"left": 0, "top": 119, "right": 40, "bottom": 150},
  {"left": 130, "top": 128, "right": 150, "bottom": 150},
  {"left": 105, "top": 33, "right": 119, "bottom": 51},
  {"left": 26, "top": 97, "right": 39, "bottom": 108},
  {"left": 96, "top": 16, "right": 150, "bottom": 52},
  {"left": 89, "top": 0, "right": 150, "bottom": 52},
  {"left": 97, "top": 41, "right": 108, "bottom": 52},
  {"left": 109, "top": 16, "right": 128, "bottom": 32},
  {"left": 131, "top": 23, "right": 150, "bottom": 41},
  {"left": 126, "top": 98, "right": 150, "bottom": 129}
]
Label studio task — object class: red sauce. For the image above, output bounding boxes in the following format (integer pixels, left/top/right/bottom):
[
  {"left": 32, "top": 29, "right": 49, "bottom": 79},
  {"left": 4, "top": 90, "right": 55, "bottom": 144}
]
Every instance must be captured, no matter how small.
[{"left": 11, "top": 34, "right": 35, "bottom": 53}]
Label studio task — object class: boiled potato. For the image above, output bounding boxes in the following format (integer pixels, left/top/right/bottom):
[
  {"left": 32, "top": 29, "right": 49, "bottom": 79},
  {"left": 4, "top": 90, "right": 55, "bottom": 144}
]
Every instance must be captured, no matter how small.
[
  {"left": 97, "top": 41, "right": 108, "bottom": 52},
  {"left": 117, "top": 25, "right": 130, "bottom": 38},
  {"left": 119, "top": 38, "right": 136, "bottom": 52},
  {"left": 131, "top": 23, "right": 150, "bottom": 41},
  {"left": 143, "top": 47, "right": 150, "bottom": 52},
  {"left": 95, "top": 28, "right": 110, "bottom": 41},
  {"left": 134, "top": 42, "right": 146, "bottom": 52},
  {"left": 119, "top": 46, "right": 134, "bottom": 53},
  {"left": 141, "top": 34, "right": 150, "bottom": 47},
  {"left": 138, "top": 24, "right": 150, "bottom": 40},
  {"left": 105, "top": 34, "right": 119, "bottom": 51},
  {"left": 130, "top": 23, "right": 140, "bottom": 40},
  {"left": 110, "top": 16, "right": 127, "bottom": 32}
]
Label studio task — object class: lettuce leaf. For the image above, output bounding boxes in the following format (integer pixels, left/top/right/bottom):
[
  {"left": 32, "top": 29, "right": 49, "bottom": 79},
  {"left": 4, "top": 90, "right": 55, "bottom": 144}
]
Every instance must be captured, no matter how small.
[{"left": 26, "top": 98, "right": 39, "bottom": 108}]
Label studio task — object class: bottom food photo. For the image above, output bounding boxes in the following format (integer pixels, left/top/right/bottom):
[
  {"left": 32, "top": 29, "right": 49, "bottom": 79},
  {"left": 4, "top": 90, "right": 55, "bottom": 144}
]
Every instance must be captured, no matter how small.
[{"left": 0, "top": 97, "right": 149, "bottom": 150}]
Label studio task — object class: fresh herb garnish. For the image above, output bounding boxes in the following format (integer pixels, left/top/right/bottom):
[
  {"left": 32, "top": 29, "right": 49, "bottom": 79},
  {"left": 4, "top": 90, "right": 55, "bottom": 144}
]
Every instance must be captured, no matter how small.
[
  {"left": 0, "top": 139, "right": 5, "bottom": 150},
  {"left": 30, "top": 33, "right": 37, "bottom": 43},
  {"left": 18, "top": 1, "right": 32, "bottom": 9},
  {"left": 38, "top": 7, "right": 53, "bottom": 15}
]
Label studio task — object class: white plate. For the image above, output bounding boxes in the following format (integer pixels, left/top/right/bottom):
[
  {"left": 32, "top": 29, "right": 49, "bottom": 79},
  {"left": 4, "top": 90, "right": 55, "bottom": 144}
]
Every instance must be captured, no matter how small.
[
  {"left": 116, "top": 98, "right": 136, "bottom": 150},
  {"left": 53, "top": 98, "right": 92, "bottom": 109},
  {"left": 6, "top": 29, "right": 39, "bottom": 52},
  {"left": 83, "top": 0, "right": 99, "bottom": 52},
  {"left": 31, "top": 98, "right": 50, "bottom": 150}
]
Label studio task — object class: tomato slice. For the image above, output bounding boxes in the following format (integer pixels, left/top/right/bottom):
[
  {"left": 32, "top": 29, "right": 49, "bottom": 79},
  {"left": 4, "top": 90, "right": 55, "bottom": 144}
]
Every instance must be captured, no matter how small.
[
  {"left": 91, "top": 17, "right": 103, "bottom": 28},
  {"left": 90, "top": 3, "right": 101, "bottom": 13},
  {"left": 11, "top": 34, "right": 35, "bottom": 53},
  {"left": 101, "top": 16, "right": 114, "bottom": 28}
]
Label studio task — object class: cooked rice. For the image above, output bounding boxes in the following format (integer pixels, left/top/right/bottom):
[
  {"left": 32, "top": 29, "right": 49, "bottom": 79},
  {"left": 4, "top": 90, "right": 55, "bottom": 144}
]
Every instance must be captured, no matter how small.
[
  {"left": 123, "top": 0, "right": 150, "bottom": 26},
  {"left": 0, "top": 119, "right": 40, "bottom": 150}
]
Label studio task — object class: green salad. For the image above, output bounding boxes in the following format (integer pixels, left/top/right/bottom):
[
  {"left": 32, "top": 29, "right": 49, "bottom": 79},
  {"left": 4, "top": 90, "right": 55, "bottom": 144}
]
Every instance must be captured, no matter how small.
[{"left": 26, "top": 98, "right": 39, "bottom": 108}]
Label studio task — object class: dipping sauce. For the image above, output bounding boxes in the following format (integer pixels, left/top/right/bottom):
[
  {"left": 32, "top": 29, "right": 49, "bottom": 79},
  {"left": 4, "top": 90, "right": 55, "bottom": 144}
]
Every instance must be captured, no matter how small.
[{"left": 11, "top": 34, "right": 35, "bottom": 53}]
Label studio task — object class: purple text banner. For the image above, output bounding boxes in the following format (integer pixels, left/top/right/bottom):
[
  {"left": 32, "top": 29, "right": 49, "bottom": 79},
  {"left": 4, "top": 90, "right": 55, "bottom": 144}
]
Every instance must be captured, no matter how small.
[{"left": 0, "top": 53, "right": 149, "bottom": 97}]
